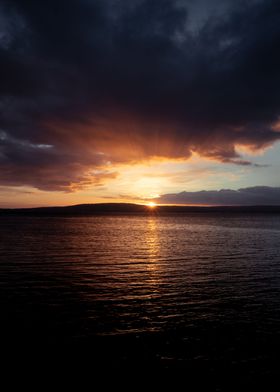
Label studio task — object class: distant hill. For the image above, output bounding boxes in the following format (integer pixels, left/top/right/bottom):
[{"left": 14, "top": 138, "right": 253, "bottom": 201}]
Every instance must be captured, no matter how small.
[{"left": 1, "top": 203, "right": 280, "bottom": 216}]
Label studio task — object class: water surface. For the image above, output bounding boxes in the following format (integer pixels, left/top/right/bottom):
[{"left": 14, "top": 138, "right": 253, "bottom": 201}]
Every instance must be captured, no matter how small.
[{"left": 1, "top": 214, "right": 280, "bottom": 384}]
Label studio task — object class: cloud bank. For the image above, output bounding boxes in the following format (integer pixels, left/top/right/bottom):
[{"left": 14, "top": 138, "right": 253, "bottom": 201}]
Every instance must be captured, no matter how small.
[
  {"left": 158, "top": 186, "right": 280, "bottom": 206},
  {"left": 1, "top": 0, "right": 280, "bottom": 190}
]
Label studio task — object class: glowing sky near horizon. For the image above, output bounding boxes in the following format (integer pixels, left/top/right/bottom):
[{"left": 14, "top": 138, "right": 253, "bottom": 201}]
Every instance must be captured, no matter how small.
[{"left": 1, "top": 142, "right": 280, "bottom": 208}]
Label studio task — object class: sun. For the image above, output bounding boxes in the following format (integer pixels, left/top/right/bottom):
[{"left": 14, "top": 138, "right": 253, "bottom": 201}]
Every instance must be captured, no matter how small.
[{"left": 147, "top": 201, "right": 157, "bottom": 208}]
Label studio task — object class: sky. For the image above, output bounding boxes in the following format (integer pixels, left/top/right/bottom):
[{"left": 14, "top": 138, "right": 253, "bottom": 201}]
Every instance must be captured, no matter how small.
[{"left": 1, "top": 0, "right": 280, "bottom": 207}]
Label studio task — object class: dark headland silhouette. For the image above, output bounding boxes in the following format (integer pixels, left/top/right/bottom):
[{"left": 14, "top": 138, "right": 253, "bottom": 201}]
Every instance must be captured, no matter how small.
[{"left": 1, "top": 203, "right": 280, "bottom": 216}]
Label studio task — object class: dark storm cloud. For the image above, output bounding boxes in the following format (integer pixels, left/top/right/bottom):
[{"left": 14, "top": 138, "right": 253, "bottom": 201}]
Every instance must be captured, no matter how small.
[
  {"left": 158, "top": 186, "right": 280, "bottom": 206},
  {"left": 1, "top": 0, "right": 280, "bottom": 190}
]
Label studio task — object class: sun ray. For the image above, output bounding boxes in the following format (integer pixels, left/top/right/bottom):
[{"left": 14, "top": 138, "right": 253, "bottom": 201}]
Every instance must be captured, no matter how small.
[{"left": 147, "top": 201, "right": 157, "bottom": 208}]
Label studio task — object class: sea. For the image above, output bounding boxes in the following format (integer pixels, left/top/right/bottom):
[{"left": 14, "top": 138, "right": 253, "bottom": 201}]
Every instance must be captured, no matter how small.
[{"left": 0, "top": 213, "right": 280, "bottom": 385}]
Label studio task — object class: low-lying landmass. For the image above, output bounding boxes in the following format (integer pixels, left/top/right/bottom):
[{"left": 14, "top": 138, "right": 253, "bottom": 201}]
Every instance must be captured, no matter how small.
[{"left": 1, "top": 203, "right": 280, "bottom": 216}]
